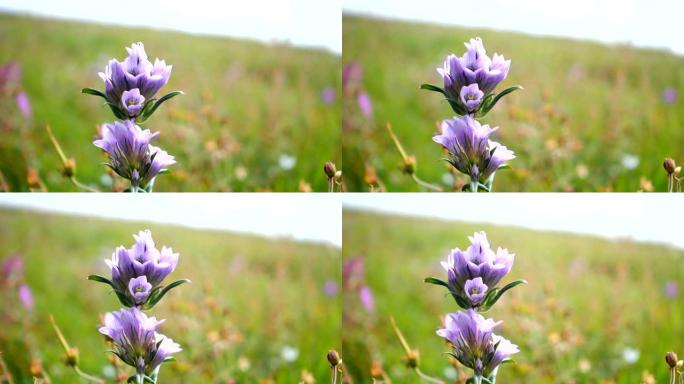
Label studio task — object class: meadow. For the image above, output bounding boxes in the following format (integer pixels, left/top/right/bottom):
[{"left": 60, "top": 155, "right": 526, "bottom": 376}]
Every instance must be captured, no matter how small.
[
  {"left": 0, "top": 12, "right": 341, "bottom": 192},
  {"left": 342, "top": 15, "right": 684, "bottom": 192},
  {"left": 0, "top": 207, "right": 341, "bottom": 383},
  {"left": 342, "top": 209, "right": 684, "bottom": 383}
]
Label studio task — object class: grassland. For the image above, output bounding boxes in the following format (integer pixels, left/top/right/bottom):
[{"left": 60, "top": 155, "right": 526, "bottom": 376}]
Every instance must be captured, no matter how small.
[
  {"left": 342, "top": 209, "right": 684, "bottom": 383},
  {"left": 0, "top": 12, "right": 340, "bottom": 191},
  {"left": 342, "top": 14, "right": 684, "bottom": 192},
  {"left": 0, "top": 207, "right": 340, "bottom": 383}
]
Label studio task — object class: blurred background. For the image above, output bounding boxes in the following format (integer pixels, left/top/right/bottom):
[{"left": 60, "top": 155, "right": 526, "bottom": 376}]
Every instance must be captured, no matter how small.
[
  {"left": 0, "top": 195, "right": 341, "bottom": 383},
  {"left": 342, "top": 194, "right": 684, "bottom": 383},
  {"left": 342, "top": 0, "right": 684, "bottom": 191},
  {"left": 0, "top": 0, "right": 341, "bottom": 191}
]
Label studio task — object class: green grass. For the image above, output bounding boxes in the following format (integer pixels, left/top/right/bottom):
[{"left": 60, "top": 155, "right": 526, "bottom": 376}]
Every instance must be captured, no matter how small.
[
  {"left": 0, "top": 12, "right": 341, "bottom": 191},
  {"left": 0, "top": 207, "right": 340, "bottom": 383},
  {"left": 342, "top": 14, "right": 684, "bottom": 191},
  {"left": 342, "top": 209, "right": 684, "bottom": 383}
]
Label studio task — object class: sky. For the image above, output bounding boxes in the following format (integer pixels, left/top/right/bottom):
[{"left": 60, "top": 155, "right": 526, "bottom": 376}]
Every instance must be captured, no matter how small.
[
  {"left": 0, "top": 194, "right": 342, "bottom": 248},
  {"left": 343, "top": 194, "right": 684, "bottom": 250},
  {"left": 0, "top": 0, "right": 342, "bottom": 54},
  {"left": 344, "top": 0, "right": 684, "bottom": 56}
]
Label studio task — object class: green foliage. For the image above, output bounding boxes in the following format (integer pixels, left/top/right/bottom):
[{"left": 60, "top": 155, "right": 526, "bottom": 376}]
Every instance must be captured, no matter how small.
[
  {"left": 342, "top": 209, "right": 684, "bottom": 383},
  {"left": 0, "top": 208, "right": 341, "bottom": 382},
  {"left": 342, "top": 15, "right": 684, "bottom": 191},
  {"left": 0, "top": 13, "right": 340, "bottom": 191}
]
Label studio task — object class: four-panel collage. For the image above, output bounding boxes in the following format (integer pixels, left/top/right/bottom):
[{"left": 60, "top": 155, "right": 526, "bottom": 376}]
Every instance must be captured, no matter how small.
[{"left": 1, "top": 0, "right": 683, "bottom": 383}]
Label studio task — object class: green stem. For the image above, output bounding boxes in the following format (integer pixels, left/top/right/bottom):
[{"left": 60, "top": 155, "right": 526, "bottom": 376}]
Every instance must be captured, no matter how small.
[
  {"left": 411, "top": 174, "right": 443, "bottom": 192},
  {"left": 70, "top": 177, "right": 99, "bottom": 193},
  {"left": 331, "top": 366, "right": 338, "bottom": 384},
  {"left": 470, "top": 179, "right": 479, "bottom": 193},
  {"left": 73, "top": 367, "right": 105, "bottom": 384},
  {"left": 414, "top": 368, "right": 445, "bottom": 384}
]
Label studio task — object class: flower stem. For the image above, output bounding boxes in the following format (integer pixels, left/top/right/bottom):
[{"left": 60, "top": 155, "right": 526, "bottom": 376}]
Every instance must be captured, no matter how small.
[
  {"left": 411, "top": 174, "right": 443, "bottom": 192},
  {"left": 45, "top": 125, "right": 99, "bottom": 192},
  {"left": 330, "top": 366, "right": 338, "bottom": 384},
  {"left": 414, "top": 368, "right": 445, "bottom": 384},
  {"left": 49, "top": 315, "right": 104, "bottom": 384}
]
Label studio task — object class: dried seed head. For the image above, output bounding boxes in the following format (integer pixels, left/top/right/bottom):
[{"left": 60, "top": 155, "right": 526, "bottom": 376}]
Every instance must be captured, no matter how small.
[
  {"left": 65, "top": 347, "right": 79, "bottom": 367},
  {"left": 405, "top": 349, "right": 420, "bottom": 368},
  {"left": 29, "top": 359, "right": 43, "bottom": 376},
  {"left": 402, "top": 155, "right": 417, "bottom": 175},
  {"left": 327, "top": 349, "right": 340, "bottom": 367},
  {"left": 666, "top": 351, "right": 678, "bottom": 368},
  {"left": 664, "top": 158, "right": 677, "bottom": 175},
  {"left": 62, "top": 158, "right": 76, "bottom": 178},
  {"left": 324, "top": 162, "right": 337, "bottom": 179}
]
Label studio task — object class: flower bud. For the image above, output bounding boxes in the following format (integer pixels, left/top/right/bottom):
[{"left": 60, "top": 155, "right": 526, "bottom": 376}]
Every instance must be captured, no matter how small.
[
  {"left": 65, "top": 347, "right": 79, "bottom": 367},
  {"left": 402, "top": 155, "right": 416, "bottom": 175},
  {"left": 666, "top": 351, "right": 678, "bottom": 368},
  {"left": 334, "top": 170, "right": 342, "bottom": 180},
  {"left": 327, "top": 349, "right": 340, "bottom": 367},
  {"left": 664, "top": 158, "right": 677, "bottom": 175},
  {"left": 405, "top": 349, "right": 419, "bottom": 368},
  {"left": 62, "top": 158, "right": 76, "bottom": 178},
  {"left": 324, "top": 162, "right": 337, "bottom": 179},
  {"left": 29, "top": 359, "right": 43, "bottom": 376}
]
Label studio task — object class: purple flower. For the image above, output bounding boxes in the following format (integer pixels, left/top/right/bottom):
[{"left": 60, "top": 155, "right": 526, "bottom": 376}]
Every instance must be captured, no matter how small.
[
  {"left": 460, "top": 84, "right": 484, "bottom": 112},
  {"left": 98, "top": 42, "right": 172, "bottom": 109},
  {"left": 93, "top": 120, "right": 175, "bottom": 189},
  {"left": 433, "top": 115, "right": 515, "bottom": 183},
  {"left": 359, "top": 285, "right": 375, "bottom": 312},
  {"left": 323, "top": 280, "right": 338, "bottom": 297},
  {"left": 357, "top": 91, "right": 373, "bottom": 118},
  {"left": 18, "top": 284, "right": 34, "bottom": 312},
  {"left": 464, "top": 277, "right": 488, "bottom": 306},
  {"left": 0, "top": 61, "right": 21, "bottom": 89},
  {"left": 105, "top": 230, "right": 179, "bottom": 304},
  {"left": 321, "top": 87, "right": 336, "bottom": 104},
  {"left": 121, "top": 88, "right": 145, "bottom": 117},
  {"left": 342, "top": 62, "right": 363, "bottom": 89},
  {"left": 665, "top": 281, "right": 679, "bottom": 299},
  {"left": 1, "top": 255, "right": 24, "bottom": 283},
  {"left": 128, "top": 276, "right": 152, "bottom": 304},
  {"left": 440, "top": 231, "right": 515, "bottom": 304},
  {"left": 438, "top": 37, "right": 510, "bottom": 99},
  {"left": 663, "top": 87, "right": 678, "bottom": 105},
  {"left": 99, "top": 307, "right": 180, "bottom": 375},
  {"left": 16, "top": 91, "right": 31, "bottom": 119},
  {"left": 436, "top": 309, "right": 518, "bottom": 377}
]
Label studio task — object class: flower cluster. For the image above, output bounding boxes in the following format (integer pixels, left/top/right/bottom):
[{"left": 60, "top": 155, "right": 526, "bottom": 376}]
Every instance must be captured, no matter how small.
[
  {"left": 422, "top": 38, "right": 521, "bottom": 192},
  {"left": 426, "top": 231, "right": 526, "bottom": 383},
  {"left": 83, "top": 42, "right": 182, "bottom": 192},
  {"left": 89, "top": 230, "right": 189, "bottom": 383}
]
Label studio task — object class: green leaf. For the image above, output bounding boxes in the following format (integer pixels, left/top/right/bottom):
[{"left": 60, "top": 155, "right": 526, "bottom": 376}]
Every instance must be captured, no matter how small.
[
  {"left": 113, "top": 289, "right": 135, "bottom": 307},
  {"left": 445, "top": 97, "right": 468, "bottom": 116},
  {"left": 88, "top": 274, "right": 114, "bottom": 287},
  {"left": 140, "top": 91, "right": 183, "bottom": 121},
  {"left": 480, "top": 85, "right": 523, "bottom": 115},
  {"left": 486, "top": 279, "right": 527, "bottom": 308},
  {"left": 424, "top": 277, "right": 449, "bottom": 288},
  {"left": 106, "top": 102, "right": 128, "bottom": 120},
  {"left": 420, "top": 83, "right": 446, "bottom": 95},
  {"left": 81, "top": 87, "right": 107, "bottom": 99},
  {"left": 144, "top": 278, "right": 191, "bottom": 309},
  {"left": 497, "top": 164, "right": 512, "bottom": 171}
]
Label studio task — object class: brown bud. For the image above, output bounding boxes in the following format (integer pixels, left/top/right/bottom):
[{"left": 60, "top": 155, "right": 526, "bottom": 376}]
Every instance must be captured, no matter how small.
[
  {"left": 26, "top": 168, "right": 41, "bottom": 189},
  {"left": 364, "top": 165, "right": 378, "bottom": 186},
  {"left": 327, "top": 349, "right": 340, "bottom": 367},
  {"left": 370, "top": 361, "right": 384, "bottom": 379},
  {"left": 324, "top": 162, "right": 337, "bottom": 179},
  {"left": 62, "top": 158, "right": 76, "bottom": 178},
  {"left": 65, "top": 347, "right": 79, "bottom": 367},
  {"left": 29, "top": 359, "right": 43, "bottom": 376},
  {"left": 666, "top": 351, "right": 678, "bottom": 368},
  {"left": 405, "top": 349, "right": 419, "bottom": 368},
  {"left": 402, "top": 155, "right": 417, "bottom": 175},
  {"left": 664, "top": 158, "right": 677, "bottom": 175}
]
